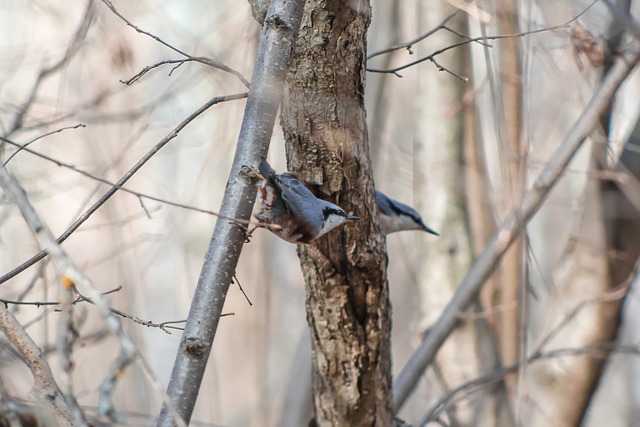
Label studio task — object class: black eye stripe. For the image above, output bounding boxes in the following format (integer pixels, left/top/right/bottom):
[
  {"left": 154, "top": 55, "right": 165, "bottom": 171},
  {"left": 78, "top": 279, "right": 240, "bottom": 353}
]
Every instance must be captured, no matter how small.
[
  {"left": 323, "top": 207, "right": 345, "bottom": 218},
  {"left": 389, "top": 201, "right": 420, "bottom": 223}
]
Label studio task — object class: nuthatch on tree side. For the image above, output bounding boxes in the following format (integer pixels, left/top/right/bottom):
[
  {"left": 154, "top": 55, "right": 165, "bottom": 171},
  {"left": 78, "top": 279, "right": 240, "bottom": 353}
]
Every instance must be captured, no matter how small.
[
  {"left": 254, "top": 158, "right": 360, "bottom": 243},
  {"left": 253, "top": 158, "right": 438, "bottom": 243},
  {"left": 376, "top": 190, "right": 439, "bottom": 236}
]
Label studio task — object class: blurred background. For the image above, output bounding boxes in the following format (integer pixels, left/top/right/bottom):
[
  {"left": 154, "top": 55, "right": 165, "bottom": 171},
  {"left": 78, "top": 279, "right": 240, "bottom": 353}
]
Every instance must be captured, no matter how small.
[{"left": 1, "top": 0, "right": 640, "bottom": 426}]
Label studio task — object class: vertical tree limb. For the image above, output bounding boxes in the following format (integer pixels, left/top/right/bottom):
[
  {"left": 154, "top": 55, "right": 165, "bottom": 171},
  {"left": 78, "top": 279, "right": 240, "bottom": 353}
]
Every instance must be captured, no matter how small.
[{"left": 157, "top": 1, "right": 306, "bottom": 425}]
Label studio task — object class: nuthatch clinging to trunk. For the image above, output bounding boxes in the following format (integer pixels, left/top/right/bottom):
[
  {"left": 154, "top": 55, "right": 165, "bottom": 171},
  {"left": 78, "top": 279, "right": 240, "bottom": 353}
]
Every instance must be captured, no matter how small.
[
  {"left": 254, "top": 158, "right": 359, "bottom": 243},
  {"left": 253, "top": 158, "right": 438, "bottom": 243}
]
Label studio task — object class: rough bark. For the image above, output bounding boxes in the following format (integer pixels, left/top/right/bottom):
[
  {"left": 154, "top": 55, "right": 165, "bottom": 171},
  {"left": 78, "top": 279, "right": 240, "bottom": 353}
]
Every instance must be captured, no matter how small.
[{"left": 280, "top": 0, "right": 392, "bottom": 426}]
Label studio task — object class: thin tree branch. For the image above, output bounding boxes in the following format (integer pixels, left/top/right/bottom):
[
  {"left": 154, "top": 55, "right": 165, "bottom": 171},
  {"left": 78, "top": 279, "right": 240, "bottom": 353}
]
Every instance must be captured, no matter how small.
[
  {"left": 0, "top": 92, "right": 247, "bottom": 286},
  {"left": 0, "top": 145, "right": 187, "bottom": 427},
  {"left": 0, "top": 286, "right": 194, "bottom": 334},
  {"left": 101, "top": 0, "right": 250, "bottom": 88},
  {"left": 392, "top": 39, "right": 640, "bottom": 412},
  {"left": 3, "top": 124, "right": 86, "bottom": 166},
  {"left": 156, "top": 0, "right": 306, "bottom": 425},
  {"left": 1, "top": 133, "right": 280, "bottom": 231},
  {"left": 420, "top": 272, "right": 633, "bottom": 425},
  {"left": 367, "top": 10, "right": 462, "bottom": 60},
  {"left": 0, "top": 304, "right": 74, "bottom": 426},
  {"left": 367, "top": 0, "right": 599, "bottom": 77},
  {"left": 0, "top": 134, "right": 236, "bottom": 218},
  {"left": 420, "top": 342, "right": 638, "bottom": 426},
  {"left": 121, "top": 57, "right": 250, "bottom": 87}
]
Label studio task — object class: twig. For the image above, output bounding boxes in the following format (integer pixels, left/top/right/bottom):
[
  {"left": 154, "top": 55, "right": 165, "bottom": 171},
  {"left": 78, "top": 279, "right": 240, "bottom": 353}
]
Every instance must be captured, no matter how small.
[
  {"left": 0, "top": 135, "right": 226, "bottom": 217},
  {"left": 233, "top": 274, "right": 253, "bottom": 306},
  {"left": 429, "top": 56, "right": 469, "bottom": 82},
  {"left": 367, "top": 11, "right": 462, "bottom": 60},
  {"left": 367, "top": 0, "right": 600, "bottom": 76},
  {"left": 0, "top": 92, "right": 247, "bottom": 286},
  {"left": 122, "top": 57, "right": 250, "bottom": 87},
  {"left": 0, "top": 286, "right": 187, "bottom": 334},
  {"left": 3, "top": 124, "right": 86, "bottom": 166},
  {"left": 101, "top": 0, "right": 250, "bottom": 88},
  {"left": 392, "top": 38, "right": 640, "bottom": 411}
]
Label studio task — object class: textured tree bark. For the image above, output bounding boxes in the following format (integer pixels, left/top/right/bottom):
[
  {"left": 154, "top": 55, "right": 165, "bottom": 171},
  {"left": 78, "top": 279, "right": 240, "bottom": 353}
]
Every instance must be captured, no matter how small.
[{"left": 280, "top": 1, "right": 393, "bottom": 426}]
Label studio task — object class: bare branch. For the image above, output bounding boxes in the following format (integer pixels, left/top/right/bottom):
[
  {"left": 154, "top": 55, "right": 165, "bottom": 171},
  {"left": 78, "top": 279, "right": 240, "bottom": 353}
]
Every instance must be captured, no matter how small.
[
  {"left": 1, "top": 132, "right": 280, "bottom": 230},
  {"left": 0, "top": 135, "right": 231, "bottom": 217},
  {"left": 392, "top": 39, "right": 640, "bottom": 411},
  {"left": 0, "top": 304, "right": 74, "bottom": 426},
  {"left": 0, "top": 92, "right": 247, "bottom": 286},
  {"left": 367, "top": 10, "right": 462, "bottom": 60},
  {"left": 367, "top": 0, "right": 600, "bottom": 77},
  {"left": 0, "top": 157, "right": 186, "bottom": 427},
  {"left": 419, "top": 269, "right": 634, "bottom": 425},
  {"left": 0, "top": 286, "right": 194, "bottom": 334},
  {"left": 157, "top": 0, "right": 306, "bottom": 424},
  {"left": 3, "top": 124, "right": 86, "bottom": 166},
  {"left": 101, "top": 0, "right": 250, "bottom": 88}
]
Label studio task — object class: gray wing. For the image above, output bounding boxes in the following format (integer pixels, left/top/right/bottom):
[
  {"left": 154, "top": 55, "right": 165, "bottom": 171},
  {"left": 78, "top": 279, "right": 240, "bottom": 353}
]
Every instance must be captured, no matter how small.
[
  {"left": 376, "top": 190, "right": 394, "bottom": 216},
  {"left": 274, "top": 174, "right": 324, "bottom": 228}
]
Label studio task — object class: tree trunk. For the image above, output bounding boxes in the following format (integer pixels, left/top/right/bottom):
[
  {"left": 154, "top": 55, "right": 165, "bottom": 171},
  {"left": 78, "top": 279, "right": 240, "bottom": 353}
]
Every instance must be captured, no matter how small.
[{"left": 280, "top": 1, "right": 392, "bottom": 426}]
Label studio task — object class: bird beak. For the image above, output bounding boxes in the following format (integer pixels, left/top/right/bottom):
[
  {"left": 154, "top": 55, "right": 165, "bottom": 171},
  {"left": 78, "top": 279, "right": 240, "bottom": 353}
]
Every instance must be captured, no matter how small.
[
  {"left": 422, "top": 223, "right": 439, "bottom": 236},
  {"left": 346, "top": 215, "right": 360, "bottom": 221}
]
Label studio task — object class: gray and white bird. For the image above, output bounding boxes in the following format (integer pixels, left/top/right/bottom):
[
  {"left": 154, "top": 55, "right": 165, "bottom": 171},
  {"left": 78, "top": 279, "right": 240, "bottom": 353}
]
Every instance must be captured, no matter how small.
[
  {"left": 254, "top": 158, "right": 438, "bottom": 243},
  {"left": 255, "top": 158, "right": 360, "bottom": 243},
  {"left": 376, "top": 190, "right": 439, "bottom": 236}
]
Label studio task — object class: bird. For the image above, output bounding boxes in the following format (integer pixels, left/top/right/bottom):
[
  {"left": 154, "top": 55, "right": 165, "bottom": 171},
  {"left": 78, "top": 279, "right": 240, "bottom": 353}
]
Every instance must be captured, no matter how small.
[
  {"left": 254, "top": 158, "right": 360, "bottom": 243},
  {"left": 376, "top": 190, "right": 439, "bottom": 236}
]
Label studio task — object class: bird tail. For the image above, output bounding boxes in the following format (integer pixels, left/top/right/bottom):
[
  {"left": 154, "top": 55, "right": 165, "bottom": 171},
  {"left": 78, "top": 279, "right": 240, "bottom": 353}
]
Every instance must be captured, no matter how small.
[{"left": 259, "top": 158, "right": 275, "bottom": 181}]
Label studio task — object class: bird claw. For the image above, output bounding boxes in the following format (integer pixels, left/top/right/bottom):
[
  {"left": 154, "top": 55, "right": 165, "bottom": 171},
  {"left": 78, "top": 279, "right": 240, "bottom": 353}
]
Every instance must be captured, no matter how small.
[
  {"left": 242, "top": 225, "right": 259, "bottom": 243},
  {"left": 240, "top": 164, "right": 264, "bottom": 184}
]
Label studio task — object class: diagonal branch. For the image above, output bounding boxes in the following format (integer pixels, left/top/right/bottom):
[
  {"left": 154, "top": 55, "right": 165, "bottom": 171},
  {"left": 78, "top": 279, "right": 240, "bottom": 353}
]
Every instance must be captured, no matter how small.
[
  {"left": 101, "top": 0, "right": 250, "bottom": 88},
  {"left": 392, "top": 40, "right": 640, "bottom": 412},
  {"left": 0, "top": 92, "right": 246, "bottom": 286},
  {"left": 0, "top": 158, "right": 186, "bottom": 426},
  {"left": 156, "top": 1, "right": 307, "bottom": 425}
]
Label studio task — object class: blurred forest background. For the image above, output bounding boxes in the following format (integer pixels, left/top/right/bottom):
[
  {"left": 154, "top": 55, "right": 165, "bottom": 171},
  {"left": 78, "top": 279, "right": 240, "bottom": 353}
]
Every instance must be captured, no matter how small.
[{"left": 2, "top": 0, "right": 640, "bottom": 426}]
